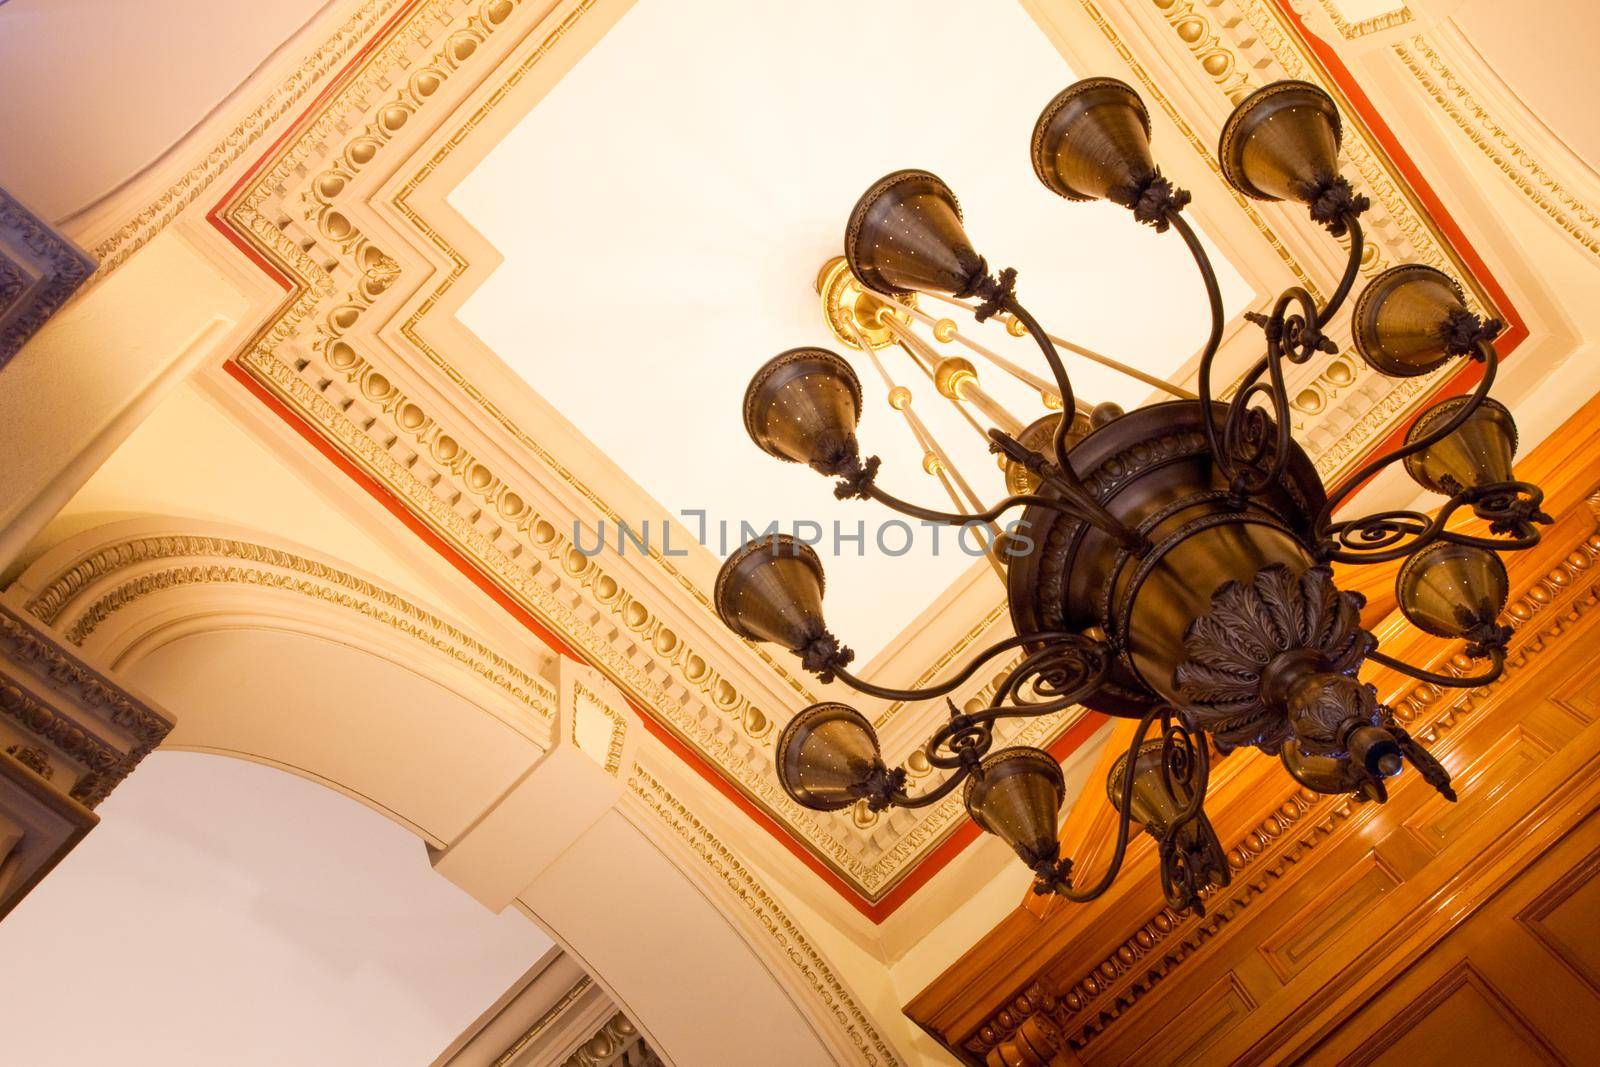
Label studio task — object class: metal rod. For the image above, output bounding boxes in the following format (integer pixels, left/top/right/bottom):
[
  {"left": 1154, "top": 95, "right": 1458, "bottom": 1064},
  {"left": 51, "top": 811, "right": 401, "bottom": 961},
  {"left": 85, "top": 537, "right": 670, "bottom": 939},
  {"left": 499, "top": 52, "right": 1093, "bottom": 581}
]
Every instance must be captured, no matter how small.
[
  {"left": 923, "top": 290, "right": 1196, "bottom": 400},
  {"left": 888, "top": 321, "right": 1026, "bottom": 438},
  {"left": 846, "top": 318, "right": 1007, "bottom": 581},
  {"left": 895, "top": 338, "right": 997, "bottom": 447},
  {"left": 896, "top": 301, "right": 1068, "bottom": 408},
  {"left": 1045, "top": 331, "right": 1199, "bottom": 401}
]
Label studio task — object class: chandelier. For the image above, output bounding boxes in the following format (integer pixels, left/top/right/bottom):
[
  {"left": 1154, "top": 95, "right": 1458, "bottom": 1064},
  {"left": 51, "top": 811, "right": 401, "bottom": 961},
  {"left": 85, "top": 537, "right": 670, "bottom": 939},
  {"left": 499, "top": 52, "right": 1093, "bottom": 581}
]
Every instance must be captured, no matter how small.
[{"left": 713, "top": 78, "right": 1549, "bottom": 915}]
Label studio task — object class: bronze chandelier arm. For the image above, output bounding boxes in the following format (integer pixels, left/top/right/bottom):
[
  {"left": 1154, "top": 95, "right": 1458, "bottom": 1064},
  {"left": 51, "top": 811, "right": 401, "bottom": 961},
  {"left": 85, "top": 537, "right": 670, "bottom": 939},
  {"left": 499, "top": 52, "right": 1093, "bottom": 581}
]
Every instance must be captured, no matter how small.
[
  {"left": 1315, "top": 340, "right": 1499, "bottom": 534},
  {"left": 1317, "top": 484, "right": 1547, "bottom": 565},
  {"left": 883, "top": 763, "right": 976, "bottom": 810},
  {"left": 1319, "top": 213, "right": 1366, "bottom": 323},
  {"left": 1173, "top": 208, "right": 1361, "bottom": 504},
  {"left": 864, "top": 478, "right": 1144, "bottom": 549},
  {"left": 1169, "top": 211, "right": 1230, "bottom": 478},
  {"left": 865, "top": 638, "right": 1111, "bottom": 809},
  {"left": 1366, "top": 644, "right": 1506, "bottom": 689},
  {"left": 862, "top": 482, "right": 1076, "bottom": 527},
  {"left": 1157, "top": 714, "right": 1213, "bottom": 827},
  {"left": 893, "top": 697, "right": 1089, "bottom": 810},
  {"left": 829, "top": 631, "right": 1087, "bottom": 702},
  {"left": 1216, "top": 286, "right": 1316, "bottom": 498},
  {"left": 1047, "top": 705, "right": 1164, "bottom": 902},
  {"left": 995, "top": 295, "right": 1145, "bottom": 550},
  {"left": 998, "top": 296, "right": 1076, "bottom": 465}
]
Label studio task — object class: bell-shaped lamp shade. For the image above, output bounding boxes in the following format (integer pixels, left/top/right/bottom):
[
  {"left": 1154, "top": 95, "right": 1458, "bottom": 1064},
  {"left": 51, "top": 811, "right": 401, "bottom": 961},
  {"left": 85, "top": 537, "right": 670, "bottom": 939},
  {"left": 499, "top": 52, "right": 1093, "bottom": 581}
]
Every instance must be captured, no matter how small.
[
  {"left": 1397, "top": 541, "right": 1510, "bottom": 639},
  {"left": 1403, "top": 396, "right": 1518, "bottom": 494},
  {"left": 1031, "top": 78, "right": 1155, "bottom": 203},
  {"left": 1219, "top": 80, "right": 1342, "bottom": 203},
  {"left": 776, "top": 702, "right": 885, "bottom": 812},
  {"left": 1352, "top": 265, "right": 1471, "bottom": 378},
  {"left": 1109, "top": 740, "right": 1230, "bottom": 909},
  {"left": 744, "top": 348, "right": 864, "bottom": 472},
  {"left": 1106, "top": 740, "right": 1187, "bottom": 832},
  {"left": 845, "top": 169, "right": 986, "bottom": 299},
  {"left": 964, "top": 747, "right": 1066, "bottom": 867},
  {"left": 715, "top": 534, "right": 830, "bottom": 651}
]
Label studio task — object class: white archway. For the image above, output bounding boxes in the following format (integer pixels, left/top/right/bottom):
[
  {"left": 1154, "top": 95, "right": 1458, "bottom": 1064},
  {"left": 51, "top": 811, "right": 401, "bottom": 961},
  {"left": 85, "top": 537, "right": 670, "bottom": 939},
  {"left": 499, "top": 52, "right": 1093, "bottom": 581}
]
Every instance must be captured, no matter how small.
[{"left": 7, "top": 516, "right": 890, "bottom": 1065}]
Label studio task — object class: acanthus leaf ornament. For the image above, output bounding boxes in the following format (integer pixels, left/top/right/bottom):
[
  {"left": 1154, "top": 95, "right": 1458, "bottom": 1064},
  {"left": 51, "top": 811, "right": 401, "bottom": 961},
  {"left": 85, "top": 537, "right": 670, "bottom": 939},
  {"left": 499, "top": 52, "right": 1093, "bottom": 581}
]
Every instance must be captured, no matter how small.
[{"left": 1175, "top": 564, "right": 1372, "bottom": 753}]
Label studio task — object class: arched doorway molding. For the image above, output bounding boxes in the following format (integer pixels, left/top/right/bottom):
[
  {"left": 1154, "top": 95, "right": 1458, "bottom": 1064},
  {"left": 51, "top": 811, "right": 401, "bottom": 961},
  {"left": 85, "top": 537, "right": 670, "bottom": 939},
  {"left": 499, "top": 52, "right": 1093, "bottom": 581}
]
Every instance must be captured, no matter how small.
[{"left": 4, "top": 515, "right": 900, "bottom": 1065}]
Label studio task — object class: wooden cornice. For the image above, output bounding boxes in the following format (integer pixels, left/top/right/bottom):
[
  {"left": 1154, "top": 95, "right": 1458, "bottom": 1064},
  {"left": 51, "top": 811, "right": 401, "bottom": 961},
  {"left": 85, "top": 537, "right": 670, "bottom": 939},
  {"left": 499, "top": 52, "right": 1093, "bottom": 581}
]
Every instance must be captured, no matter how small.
[{"left": 906, "top": 389, "right": 1600, "bottom": 1064}]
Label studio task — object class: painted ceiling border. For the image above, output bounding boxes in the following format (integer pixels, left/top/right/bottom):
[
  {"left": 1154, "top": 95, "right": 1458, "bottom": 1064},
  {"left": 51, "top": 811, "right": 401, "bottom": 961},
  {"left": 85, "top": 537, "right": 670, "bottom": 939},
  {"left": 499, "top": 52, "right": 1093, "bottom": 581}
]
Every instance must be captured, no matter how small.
[{"left": 195, "top": 0, "right": 1529, "bottom": 919}]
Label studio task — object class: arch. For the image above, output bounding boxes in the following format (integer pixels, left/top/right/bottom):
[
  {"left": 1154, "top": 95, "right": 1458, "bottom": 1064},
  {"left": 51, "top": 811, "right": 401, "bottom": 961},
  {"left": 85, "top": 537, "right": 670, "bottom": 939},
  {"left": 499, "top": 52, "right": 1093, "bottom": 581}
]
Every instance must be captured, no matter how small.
[{"left": 7, "top": 516, "right": 880, "bottom": 1065}]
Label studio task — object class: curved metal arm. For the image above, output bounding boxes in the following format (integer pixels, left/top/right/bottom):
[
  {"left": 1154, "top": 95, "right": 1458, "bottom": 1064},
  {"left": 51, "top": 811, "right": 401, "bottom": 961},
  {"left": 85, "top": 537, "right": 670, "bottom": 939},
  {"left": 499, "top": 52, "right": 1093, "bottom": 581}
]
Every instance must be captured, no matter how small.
[
  {"left": 1169, "top": 211, "right": 1229, "bottom": 471},
  {"left": 883, "top": 762, "right": 976, "bottom": 810},
  {"left": 1317, "top": 340, "right": 1499, "bottom": 531},
  {"left": 1048, "top": 706, "right": 1164, "bottom": 902},
  {"left": 1366, "top": 645, "right": 1506, "bottom": 689},
  {"left": 830, "top": 631, "right": 1086, "bottom": 702},
  {"left": 987, "top": 295, "right": 1144, "bottom": 550},
  {"left": 999, "top": 297, "right": 1076, "bottom": 464},
  {"left": 1319, "top": 214, "right": 1365, "bottom": 323},
  {"left": 1318, "top": 483, "right": 1547, "bottom": 565},
  {"left": 1219, "top": 286, "right": 1318, "bottom": 497},
  {"left": 870, "top": 638, "right": 1111, "bottom": 809},
  {"left": 1172, "top": 208, "right": 1364, "bottom": 504},
  {"left": 864, "top": 483, "right": 1070, "bottom": 528}
]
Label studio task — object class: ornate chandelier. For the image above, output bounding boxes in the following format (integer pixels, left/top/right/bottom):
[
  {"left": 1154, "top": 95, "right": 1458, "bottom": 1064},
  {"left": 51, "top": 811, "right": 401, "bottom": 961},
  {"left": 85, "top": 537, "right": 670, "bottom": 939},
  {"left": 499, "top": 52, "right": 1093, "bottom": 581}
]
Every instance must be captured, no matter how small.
[{"left": 713, "top": 78, "right": 1550, "bottom": 914}]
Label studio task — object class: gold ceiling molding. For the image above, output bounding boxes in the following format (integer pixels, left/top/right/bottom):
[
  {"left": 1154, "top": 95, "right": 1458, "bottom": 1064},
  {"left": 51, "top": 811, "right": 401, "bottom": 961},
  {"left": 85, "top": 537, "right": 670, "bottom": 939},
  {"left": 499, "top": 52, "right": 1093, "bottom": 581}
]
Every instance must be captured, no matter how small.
[
  {"left": 1070, "top": 0, "right": 1471, "bottom": 481},
  {"left": 572, "top": 678, "right": 627, "bottom": 776},
  {"left": 967, "top": 510, "right": 1600, "bottom": 1058},
  {"left": 1304, "top": 0, "right": 1413, "bottom": 41},
  {"left": 85, "top": 0, "right": 405, "bottom": 283},
  {"left": 626, "top": 762, "right": 903, "bottom": 1067},
  {"left": 560, "top": 1012, "right": 652, "bottom": 1067},
  {"left": 490, "top": 975, "right": 594, "bottom": 1067},
  {"left": 217, "top": 0, "right": 1071, "bottom": 900},
  {"left": 1394, "top": 34, "right": 1600, "bottom": 263},
  {"left": 208, "top": 0, "right": 1503, "bottom": 902},
  {"left": 24, "top": 532, "right": 558, "bottom": 725}
]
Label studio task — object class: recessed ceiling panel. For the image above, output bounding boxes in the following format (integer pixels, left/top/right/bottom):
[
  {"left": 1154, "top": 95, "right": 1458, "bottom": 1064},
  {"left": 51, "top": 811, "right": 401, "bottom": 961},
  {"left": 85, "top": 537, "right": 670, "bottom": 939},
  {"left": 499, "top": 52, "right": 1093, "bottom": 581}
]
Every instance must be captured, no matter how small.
[{"left": 454, "top": 0, "right": 1252, "bottom": 659}]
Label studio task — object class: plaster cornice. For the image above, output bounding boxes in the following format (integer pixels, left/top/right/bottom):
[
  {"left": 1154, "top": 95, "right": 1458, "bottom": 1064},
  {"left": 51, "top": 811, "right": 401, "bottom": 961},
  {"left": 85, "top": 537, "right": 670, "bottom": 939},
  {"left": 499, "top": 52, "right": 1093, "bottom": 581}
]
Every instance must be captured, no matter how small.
[{"left": 192, "top": 0, "right": 1534, "bottom": 911}]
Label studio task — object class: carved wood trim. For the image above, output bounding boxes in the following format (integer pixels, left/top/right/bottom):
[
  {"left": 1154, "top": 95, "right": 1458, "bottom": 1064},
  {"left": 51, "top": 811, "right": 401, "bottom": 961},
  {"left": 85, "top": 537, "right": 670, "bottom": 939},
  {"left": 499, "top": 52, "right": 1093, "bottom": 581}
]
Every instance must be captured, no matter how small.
[{"left": 909, "top": 392, "right": 1600, "bottom": 1063}]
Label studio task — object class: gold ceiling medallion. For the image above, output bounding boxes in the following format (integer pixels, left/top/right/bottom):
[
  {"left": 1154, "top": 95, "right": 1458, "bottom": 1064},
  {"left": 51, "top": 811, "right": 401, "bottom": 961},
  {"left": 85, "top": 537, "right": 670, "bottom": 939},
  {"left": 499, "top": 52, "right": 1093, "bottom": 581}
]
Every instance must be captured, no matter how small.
[{"left": 817, "top": 255, "right": 912, "bottom": 350}]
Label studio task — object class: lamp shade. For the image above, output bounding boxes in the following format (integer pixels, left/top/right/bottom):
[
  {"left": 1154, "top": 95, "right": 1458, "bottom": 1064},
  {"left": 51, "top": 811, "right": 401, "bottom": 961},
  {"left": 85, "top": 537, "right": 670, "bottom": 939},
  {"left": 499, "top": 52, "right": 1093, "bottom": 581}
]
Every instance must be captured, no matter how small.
[
  {"left": 964, "top": 747, "right": 1066, "bottom": 867},
  {"left": 1352, "top": 265, "right": 1470, "bottom": 378},
  {"left": 744, "top": 348, "right": 864, "bottom": 472},
  {"left": 1107, "top": 740, "right": 1188, "bottom": 832},
  {"left": 1031, "top": 78, "right": 1154, "bottom": 203},
  {"left": 846, "top": 169, "right": 986, "bottom": 298},
  {"left": 1219, "top": 80, "right": 1342, "bottom": 203},
  {"left": 1403, "top": 396, "right": 1518, "bottom": 494},
  {"left": 1397, "top": 541, "right": 1509, "bottom": 639},
  {"left": 776, "top": 702, "right": 885, "bottom": 811},
  {"left": 715, "top": 534, "right": 830, "bottom": 651},
  {"left": 1108, "top": 739, "right": 1230, "bottom": 909}
]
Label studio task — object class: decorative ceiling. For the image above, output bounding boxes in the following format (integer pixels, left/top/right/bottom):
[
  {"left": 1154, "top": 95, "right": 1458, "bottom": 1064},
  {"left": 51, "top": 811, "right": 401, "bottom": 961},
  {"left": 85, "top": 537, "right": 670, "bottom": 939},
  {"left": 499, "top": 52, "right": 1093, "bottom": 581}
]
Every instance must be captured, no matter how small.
[
  {"left": 451, "top": 0, "right": 1252, "bottom": 658},
  {"left": 206, "top": 0, "right": 1522, "bottom": 914}
]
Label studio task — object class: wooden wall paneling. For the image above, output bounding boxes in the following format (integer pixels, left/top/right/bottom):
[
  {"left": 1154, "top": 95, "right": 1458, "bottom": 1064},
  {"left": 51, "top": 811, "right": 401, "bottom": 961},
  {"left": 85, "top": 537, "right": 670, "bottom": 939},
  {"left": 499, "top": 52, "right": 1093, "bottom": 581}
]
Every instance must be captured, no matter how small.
[
  {"left": 908, "top": 392, "right": 1600, "bottom": 1066},
  {"left": 1305, "top": 808, "right": 1600, "bottom": 1067}
]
